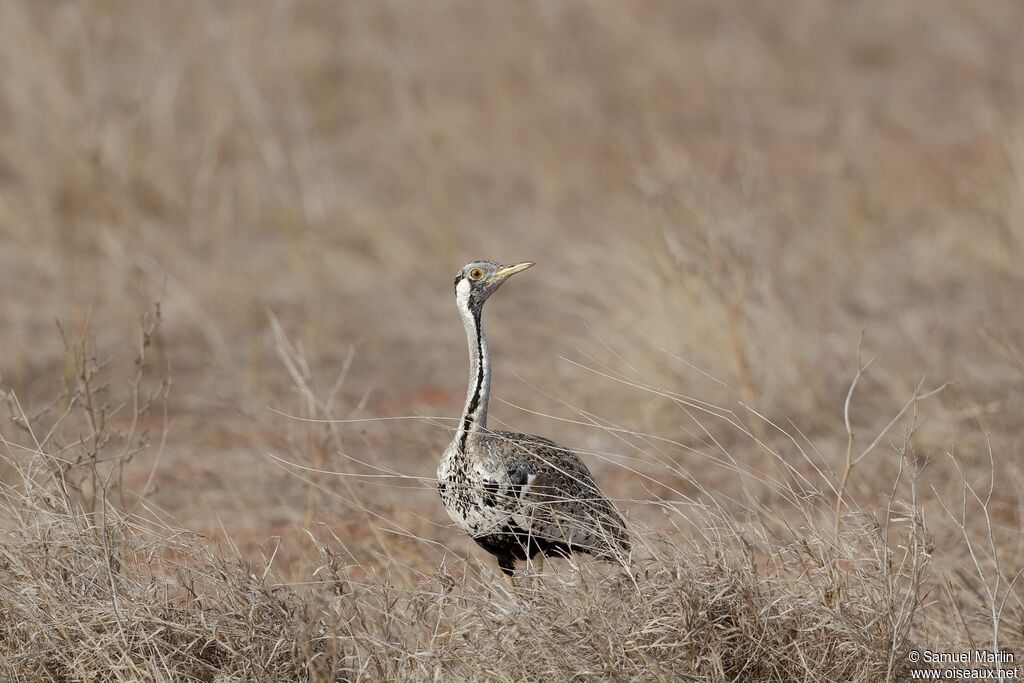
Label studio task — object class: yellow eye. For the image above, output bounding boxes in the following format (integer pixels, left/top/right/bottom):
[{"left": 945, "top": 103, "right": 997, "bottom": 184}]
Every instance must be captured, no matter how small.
[{"left": 468, "top": 268, "right": 485, "bottom": 281}]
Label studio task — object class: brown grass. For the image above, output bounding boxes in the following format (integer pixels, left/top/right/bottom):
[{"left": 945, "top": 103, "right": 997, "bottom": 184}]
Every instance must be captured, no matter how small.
[{"left": 2, "top": 1, "right": 1024, "bottom": 680}]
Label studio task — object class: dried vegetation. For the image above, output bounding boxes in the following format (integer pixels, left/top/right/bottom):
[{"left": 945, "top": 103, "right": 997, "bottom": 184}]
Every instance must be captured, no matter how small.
[{"left": 2, "top": 1, "right": 1024, "bottom": 681}]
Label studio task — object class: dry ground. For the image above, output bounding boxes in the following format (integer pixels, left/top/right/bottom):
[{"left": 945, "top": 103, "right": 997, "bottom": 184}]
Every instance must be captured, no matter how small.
[{"left": 2, "top": 1, "right": 1024, "bottom": 680}]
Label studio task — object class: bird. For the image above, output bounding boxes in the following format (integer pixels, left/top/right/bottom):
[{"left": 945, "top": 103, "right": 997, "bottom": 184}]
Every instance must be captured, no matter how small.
[{"left": 437, "top": 259, "right": 630, "bottom": 578}]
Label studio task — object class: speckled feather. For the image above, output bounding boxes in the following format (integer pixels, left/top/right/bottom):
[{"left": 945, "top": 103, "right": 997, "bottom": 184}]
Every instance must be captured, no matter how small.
[
  {"left": 438, "top": 260, "right": 629, "bottom": 575},
  {"left": 438, "top": 430, "right": 629, "bottom": 557}
]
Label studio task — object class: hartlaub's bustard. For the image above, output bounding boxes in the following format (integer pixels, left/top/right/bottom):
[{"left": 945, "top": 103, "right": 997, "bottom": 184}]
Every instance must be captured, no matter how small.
[{"left": 438, "top": 260, "right": 629, "bottom": 576}]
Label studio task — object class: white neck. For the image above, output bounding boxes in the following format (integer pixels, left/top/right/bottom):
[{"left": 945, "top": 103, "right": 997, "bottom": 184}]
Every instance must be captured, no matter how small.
[{"left": 455, "top": 279, "right": 490, "bottom": 450}]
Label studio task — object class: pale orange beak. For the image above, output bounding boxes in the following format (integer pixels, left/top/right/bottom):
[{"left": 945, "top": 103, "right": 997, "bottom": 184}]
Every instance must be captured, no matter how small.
[{"left": 491, "top": 261, "right": 535, "bottom": 281}]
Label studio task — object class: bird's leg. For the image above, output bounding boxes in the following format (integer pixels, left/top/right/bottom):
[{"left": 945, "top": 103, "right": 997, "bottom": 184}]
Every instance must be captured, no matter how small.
[
  {"left": 529, "top": 554, "right": 545, "bottom": 590},
  {"left": 499, "top": 556, "right": 517, "bottom": 590}
]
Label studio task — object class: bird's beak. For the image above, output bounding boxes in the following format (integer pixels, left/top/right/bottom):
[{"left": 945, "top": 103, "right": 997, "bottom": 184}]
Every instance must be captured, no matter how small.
[{"left": 491, "top": 261, "right": 535, "bottom": 281}]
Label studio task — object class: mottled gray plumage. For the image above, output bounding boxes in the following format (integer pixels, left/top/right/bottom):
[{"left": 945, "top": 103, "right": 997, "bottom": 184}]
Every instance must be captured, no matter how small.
[{"left": 437, "top": 260, "right": 629, "bottom": 576}]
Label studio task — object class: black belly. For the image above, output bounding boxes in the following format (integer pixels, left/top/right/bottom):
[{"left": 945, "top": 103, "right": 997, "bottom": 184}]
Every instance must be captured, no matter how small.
[{"left": 473, "top": 524, "right": 574, "bottom": 575}]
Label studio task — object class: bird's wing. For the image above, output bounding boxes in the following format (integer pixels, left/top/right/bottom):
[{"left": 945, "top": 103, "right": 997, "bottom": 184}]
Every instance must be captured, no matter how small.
[{"left": 486, "top": 431, "right": 629, "bottom": 554}]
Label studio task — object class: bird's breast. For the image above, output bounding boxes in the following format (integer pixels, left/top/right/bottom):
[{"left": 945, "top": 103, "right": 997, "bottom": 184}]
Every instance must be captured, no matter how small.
[{"left": 437, "top": 444, "right": 510, "bottom": 536}]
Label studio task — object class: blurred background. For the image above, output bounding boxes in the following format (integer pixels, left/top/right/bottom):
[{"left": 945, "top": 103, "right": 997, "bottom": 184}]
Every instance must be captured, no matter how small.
[{"left": 1, "top": 1, "right": 1023, "bottom": 576}]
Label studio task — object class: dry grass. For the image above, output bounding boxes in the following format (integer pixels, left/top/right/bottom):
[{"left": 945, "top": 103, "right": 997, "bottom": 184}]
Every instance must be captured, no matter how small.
[
  {"left": 0, "top": 353, "right": 934, "bottom": 680},
  {"left": 2, "top": 1, "right": 1024, "bottom": 680}
]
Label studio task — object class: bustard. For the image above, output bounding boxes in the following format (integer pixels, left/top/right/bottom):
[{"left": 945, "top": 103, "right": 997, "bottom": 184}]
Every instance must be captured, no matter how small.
[{"left": 437, "top": 260, "right": 629, "bottom": 577}]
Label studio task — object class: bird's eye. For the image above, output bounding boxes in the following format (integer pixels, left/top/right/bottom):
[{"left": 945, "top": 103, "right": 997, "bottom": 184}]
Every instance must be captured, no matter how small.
[{"left": 468, "top": 268, "right": 485, "bottom": 281}]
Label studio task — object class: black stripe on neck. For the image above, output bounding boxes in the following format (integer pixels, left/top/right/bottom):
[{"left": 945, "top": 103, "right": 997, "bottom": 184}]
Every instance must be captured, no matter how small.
[{"left": 458, "top": 308, "right": 484, "bottom": 451}]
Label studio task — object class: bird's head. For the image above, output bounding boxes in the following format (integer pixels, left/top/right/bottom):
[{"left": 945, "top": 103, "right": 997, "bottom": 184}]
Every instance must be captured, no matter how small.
[{"left": 453, "top": 260, "right": 534, "bottom": 312}]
